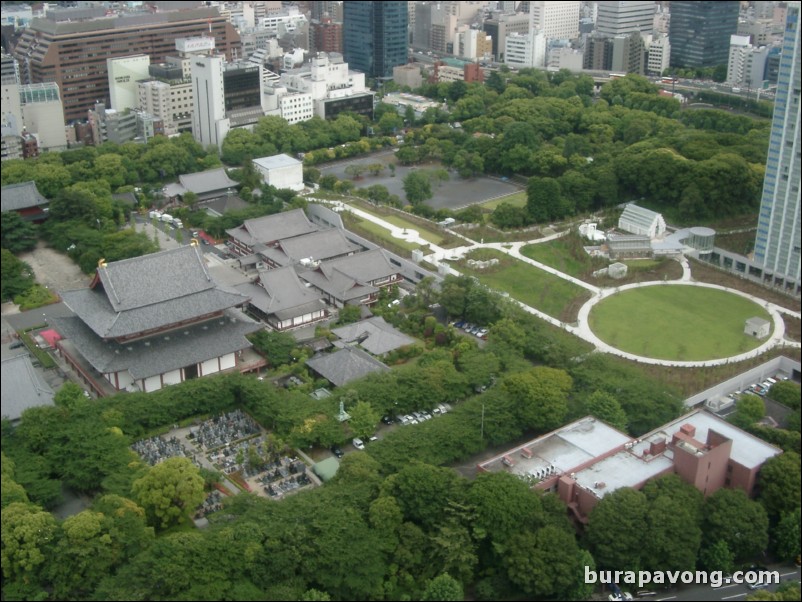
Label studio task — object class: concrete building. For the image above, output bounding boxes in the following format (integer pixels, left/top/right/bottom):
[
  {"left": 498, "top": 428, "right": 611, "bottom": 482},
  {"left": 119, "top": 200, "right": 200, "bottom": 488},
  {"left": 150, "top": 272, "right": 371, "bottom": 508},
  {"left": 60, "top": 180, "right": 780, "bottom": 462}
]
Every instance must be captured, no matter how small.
[
  {"left": 383, "top": 92, "right": 442, "bottom": 118},
  {"left": 343, "top": 1, "right": 408, "bottom": 79},
  {"left": 483, "top": 11, "right": 531, "bottom": 61},
  {"left": 595, "top": 0, "right": 655, "bottom": 37},
  {"left": 456, "top": 28, "right": 493, "bottom": 61},
  {"left": 754, "top": 4, "right": 801, "bottom": 295},
  {"left": 87, "top": 102, "right": 163, "bottom": 146},
  {"left": 478, "top": 410, "right": 782, "bottom": 522},
  {"left": 393, "top": 63, "right": 424, "bottom": 89},
  {"left": 647, "top": 34, "right": 671, "bottom": 76},
  {"left": 53, "top": 245, "right": 263, "bottom": 395},
  {"left": 191, "top": 54, "right": 229, "bottom": 149},
  {"left": 727, "top": 35, "right": 769, "bottom": 88},
  {"left": 610, "top": 31, "right": 648, "bottom": 75},
  {"left": 669, "top": 1, "right": 740, "bottom": 68},
  {"left": 744, "top": 317, "right": 771, "bottom": 339},
  {"left": 19, "top": 82, "right": 67, "bottom": 152},
  {"left": 311, "top": 17, "right": 343, "bottom": 54},
  {"left": 277, "top": 52, "right": 374, "bottom": 120},
  {"left": 529, "top": 0, "right": 581, "bottom": 40},
  {"left": 262, "top": 87, "right": 315, "bottom": 124},
  {"left": 13, "top": 5, "right": 240, "bottom": 123},
  {"left": 504, "top": 30, "right": 547, "bottom": 69},
  {"left": 253, "top": 154, "right": 304, "bottom": 192},
  {"left": 107, "top": 55, "right": 151, "bottom": 112},
  {"left": 547, "top": 46, "right": 585, "bottom": 72}
]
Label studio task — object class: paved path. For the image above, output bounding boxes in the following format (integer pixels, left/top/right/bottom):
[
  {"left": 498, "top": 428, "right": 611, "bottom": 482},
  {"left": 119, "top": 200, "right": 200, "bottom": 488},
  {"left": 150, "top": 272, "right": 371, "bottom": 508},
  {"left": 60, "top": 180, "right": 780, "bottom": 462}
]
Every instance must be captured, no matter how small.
[{"left": 332, "top": 200, "right": 802, "bottom": 367}]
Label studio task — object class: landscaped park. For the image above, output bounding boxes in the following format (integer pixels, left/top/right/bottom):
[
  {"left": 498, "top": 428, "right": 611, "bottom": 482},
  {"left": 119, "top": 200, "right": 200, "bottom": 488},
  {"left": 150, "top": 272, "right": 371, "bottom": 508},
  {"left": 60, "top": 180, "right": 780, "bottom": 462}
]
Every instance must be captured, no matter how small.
[{"left": 587, "top": 285, "right": 773, "bottom": 361}]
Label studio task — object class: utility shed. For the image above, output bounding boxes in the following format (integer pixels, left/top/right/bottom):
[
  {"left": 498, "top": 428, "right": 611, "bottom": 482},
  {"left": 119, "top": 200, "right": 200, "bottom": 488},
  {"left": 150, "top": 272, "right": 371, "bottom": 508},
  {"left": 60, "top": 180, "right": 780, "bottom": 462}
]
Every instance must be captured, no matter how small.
[{"left": 744, "top": 317, "right": 770, "bottom": 338}]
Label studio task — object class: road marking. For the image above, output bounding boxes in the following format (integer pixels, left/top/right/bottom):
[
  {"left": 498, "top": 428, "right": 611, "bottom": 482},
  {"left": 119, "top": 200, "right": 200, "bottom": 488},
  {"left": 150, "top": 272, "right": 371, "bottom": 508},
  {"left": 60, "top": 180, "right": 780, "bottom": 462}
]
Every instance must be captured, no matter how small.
[
  {"left": 722, "top": 594, "right": 747, "bottom": 600},
  {"left": 656, "top": 597, "right": 676, "bottom": 601},
  {"left": 780, "top": 571, "right": 798, "bottom": 577}
]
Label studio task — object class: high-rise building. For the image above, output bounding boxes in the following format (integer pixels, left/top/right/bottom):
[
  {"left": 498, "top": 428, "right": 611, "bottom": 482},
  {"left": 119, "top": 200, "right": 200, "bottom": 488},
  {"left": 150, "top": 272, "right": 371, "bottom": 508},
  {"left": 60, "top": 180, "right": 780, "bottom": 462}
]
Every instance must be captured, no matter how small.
[
  {"left": 727, "top": 35, "right": 769, "bottom": 89},
  {"left": 669, "top": 1, "right": 739, "bottom": 68},
  {"left": 343, "top": 1, "right": 408, "bottom": 79},
  {"left": 529, "top": 1, "right": 581, "bottom": 40},
  {"left": 311, "top": 17, "right": 343, "bottom": 54},
  {"left": 13, "top": 6, "right": 240, "bottom": 123},
  {"left": 595, "top": 1, "right": 655, "bottom": 37},
  {"left": 191, "top": 55, "right": 229, "bottom": 150},
  {"left": 754, "top": 5, "right": 801, "bottom": 295},
  {"left": 647, "top": 34, "right": 671, "bottom": 76}
]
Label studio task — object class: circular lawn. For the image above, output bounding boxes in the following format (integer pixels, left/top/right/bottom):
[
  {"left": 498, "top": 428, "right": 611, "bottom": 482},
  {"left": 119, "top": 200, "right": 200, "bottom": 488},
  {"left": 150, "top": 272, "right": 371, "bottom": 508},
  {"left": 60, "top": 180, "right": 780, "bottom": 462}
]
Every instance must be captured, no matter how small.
[{"left": 588, "top": 285, "right": 772, "bottom": 361}]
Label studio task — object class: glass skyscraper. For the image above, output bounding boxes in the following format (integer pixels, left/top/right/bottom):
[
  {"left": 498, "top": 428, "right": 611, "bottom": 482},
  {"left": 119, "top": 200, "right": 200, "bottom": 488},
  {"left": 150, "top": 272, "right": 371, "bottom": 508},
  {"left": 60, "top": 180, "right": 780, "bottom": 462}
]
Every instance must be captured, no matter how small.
[
  {"left": 754, "top": 5, "right": 801, "bottom": 295},
  {"left": 343, "top": 1, "right": 408, "bottom": 79},
  {"left": 669, "top": 1, "right": 739, "bottom": 68}
]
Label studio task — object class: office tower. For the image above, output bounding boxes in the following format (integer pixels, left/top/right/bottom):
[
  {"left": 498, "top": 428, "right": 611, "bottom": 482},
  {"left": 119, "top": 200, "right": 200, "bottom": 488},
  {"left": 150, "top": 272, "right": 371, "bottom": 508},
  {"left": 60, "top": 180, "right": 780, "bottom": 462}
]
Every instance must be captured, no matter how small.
[
  {"left": 529, "top": 1, "right": 581, "bottom": 40},
  {"left": 191, "top": 55, "right": 229, "bottom": 149},
  {"left": 343, "top": 1, "right": 408, "bottom": 79},
  {"left": 595, "top": 1, "right": 655, "bottom": 37},
  {"left": 727, "top": 35, "right": 769, "bottom": 89},
  {"left": 668, "top": 1, "right": 739, "bottom": 68},
  {"left": 13, "top": 5, "right": 240, "bottom": 123},
  {"left": 754, "top": 5, "right": 801, "bottom": 295}
]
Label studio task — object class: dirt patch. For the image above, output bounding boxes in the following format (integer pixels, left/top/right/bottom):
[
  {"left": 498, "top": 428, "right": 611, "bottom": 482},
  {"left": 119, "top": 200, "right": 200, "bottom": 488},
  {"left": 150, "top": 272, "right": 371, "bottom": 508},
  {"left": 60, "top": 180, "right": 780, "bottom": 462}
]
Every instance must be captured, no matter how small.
[{"left": 18, "top": 243, "right": 91, "bottom": 293}]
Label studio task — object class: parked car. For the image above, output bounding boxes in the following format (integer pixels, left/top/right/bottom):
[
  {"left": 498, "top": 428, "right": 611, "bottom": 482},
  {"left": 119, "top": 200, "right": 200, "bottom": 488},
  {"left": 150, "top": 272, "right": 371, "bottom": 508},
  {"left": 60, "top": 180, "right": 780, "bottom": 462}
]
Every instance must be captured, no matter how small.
[
  {"left": 382, "top": 415, "right": 394, "bottom": 425},
  {"left": 368, "top": 435, "right": 379, "bottom": 442},
  {"left": 352, "top": 438, "right": 365, "bottom": 451},
  {"left": 331, "top": 445, "right": 344, "bottom": 458},
  {"left": 421, "top": 410, "right": 433, "bottom": 421},
  {"left": 9, "top": 340, "right": 25, "bottom": 349}
]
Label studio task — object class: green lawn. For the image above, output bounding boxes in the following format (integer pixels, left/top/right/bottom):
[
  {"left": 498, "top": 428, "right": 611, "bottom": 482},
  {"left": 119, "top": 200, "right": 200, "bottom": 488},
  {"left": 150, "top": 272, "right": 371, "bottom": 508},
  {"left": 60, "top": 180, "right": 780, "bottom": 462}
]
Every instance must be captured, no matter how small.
[
  {"left": 343, "top": 213, "right": 423, "bottom": 252},
  {"left": 588, "top": 286, "right": 772, "bottom": 361},
  {"left": 520, "top": 239, "right": 596, "bottom": 278},
  {"left": 480, "top": 191, "right": 527, "bottom": 211},
  {"left": 458, "top": 249, "right": 591, "bottom": 322}
]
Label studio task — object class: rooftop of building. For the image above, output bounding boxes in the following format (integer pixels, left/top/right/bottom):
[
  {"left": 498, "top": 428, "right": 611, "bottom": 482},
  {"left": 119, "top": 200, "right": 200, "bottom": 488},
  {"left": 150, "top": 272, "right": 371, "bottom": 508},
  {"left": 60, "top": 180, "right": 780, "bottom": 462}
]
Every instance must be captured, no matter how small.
[
  {"left": 227, "top": 209, "right": 319, "bottom": 247},
  {"left": 0, "top": 181, "right": 49, "bottom": 212},
  {"left": 1, "top": 354, "right": 54, "bottom": 422},
  {"left": 306, "top": 345, "right": 390, "bottom": 387},
  {"left": 253, "top": 153, "right": 303, "bottom": 170},
  {"left": 331, "top": 316, "right": 416, "bottom": 356},
  {"left": 235, "top": 266, "right": 326, "bottom": 320}
]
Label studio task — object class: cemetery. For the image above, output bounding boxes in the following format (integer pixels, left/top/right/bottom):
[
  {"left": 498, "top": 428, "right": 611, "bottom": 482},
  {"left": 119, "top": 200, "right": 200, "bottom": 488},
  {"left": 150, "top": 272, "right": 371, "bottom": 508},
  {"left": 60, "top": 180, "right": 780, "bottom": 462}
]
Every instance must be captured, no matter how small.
[{"left": 130, "top": 409, "right": 318, "bottom": 511}]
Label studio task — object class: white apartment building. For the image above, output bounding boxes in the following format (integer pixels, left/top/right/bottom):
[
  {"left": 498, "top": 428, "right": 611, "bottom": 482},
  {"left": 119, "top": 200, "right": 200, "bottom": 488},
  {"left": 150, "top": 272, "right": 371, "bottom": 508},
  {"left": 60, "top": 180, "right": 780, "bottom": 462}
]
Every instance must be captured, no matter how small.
[
  {"left": 727, "top": 35, "right": 769, "bottom": 88},
  {"left": 647, "top": 34, "right": 671, "bottom": 76},
  {"left": 547, "top": 46, "right": 584, "bottom": 72},
  {"left": 107, "top": 54, "right": 150, "bottom": 112},
  {"left": 529, "top": 1, "right": 581, "bottom": 40},
  {"left": 456, "top": 28, "right": 493, "bottom": 60},
  {"left": 138, "top": 79, "right": 194, "bottom": 136},
  {"left": 504, "top": 30, "right": 547, "bottom": 68},
  {"left": 595, "top": 0, "right": 655, "bottom": 37},
  {"left": 19, "top": 83, "right": 67, "bottom": 151},
  {"left": 262, "top": 86, "right": 314, "bottom": 124}
]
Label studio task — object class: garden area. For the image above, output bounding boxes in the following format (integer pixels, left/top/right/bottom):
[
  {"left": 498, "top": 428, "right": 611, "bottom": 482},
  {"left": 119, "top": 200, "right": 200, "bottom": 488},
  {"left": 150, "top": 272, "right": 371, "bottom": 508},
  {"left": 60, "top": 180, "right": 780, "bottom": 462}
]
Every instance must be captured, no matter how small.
[
  {"left": 455, "top": 248, "right": 592, "bottom": 323},
  {"left": 588, "top": 285, "right": 773, "bottom": 361},
  {"left": 521, "top": 234, "right": 684, "bottom": 284}
]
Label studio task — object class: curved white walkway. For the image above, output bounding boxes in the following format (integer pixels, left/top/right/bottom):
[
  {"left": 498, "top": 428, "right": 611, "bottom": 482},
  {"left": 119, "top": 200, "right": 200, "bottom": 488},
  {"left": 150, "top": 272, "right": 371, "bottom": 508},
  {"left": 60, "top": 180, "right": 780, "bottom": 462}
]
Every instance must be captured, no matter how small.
[{"left": 329, "top": 200, "right": 801, "bottom": 367}]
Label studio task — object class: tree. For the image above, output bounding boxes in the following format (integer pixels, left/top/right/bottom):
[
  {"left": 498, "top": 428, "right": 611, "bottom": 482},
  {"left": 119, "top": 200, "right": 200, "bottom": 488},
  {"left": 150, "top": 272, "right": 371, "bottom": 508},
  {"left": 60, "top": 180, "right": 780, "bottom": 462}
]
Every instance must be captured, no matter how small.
[
  {"left": 0, "top": 212, "right": 38, "bottom": 253},
  {"left": 422, "top": 573, "right": 463, "bottom": 601},
  {"left": 468, "top": 471, "right": 544, "bottom": 544},
  {"left": 348, "top": 400, "right": 380, "bottom": 439},
  {"left": 0, "top": 249, "right": 35, "bottom": 301},
  {"left": 501, "top": 367, "right": 572, "bottom": 431},
  {"left": 505, "top": 526, "right": 582, "bottom": 598},
  {"left": 586, "top": 390, "right": 628, "bottom": 432},
  {"left": 526, "top": 177, "right": 563, "bottom": 223},
  {"left": 773, "top": 508, "right": 801, "bottom": 561},
  {"left": 0, "top": 502, "right": 57, "bottom": 583},
  {"left": 132, "top": 457, "right": 205, "bottom": 530},
  {"left": 403, "top": 170, "right": 433, "bottom": 204},
  {"left": 587, "top": 488, "right": 649, "bottom": 570},
  {"left": 249, "top": 329, "right": 297, "bottom": 367},
  {"left": 702, "top": 488, "right": 769, "bottom": 561},
  {"left": 768, "top": 381, "right": 801, "bottom": 410},
  {"left": 757, "top": 452, "right": 801, "bottom": 519},
  {"left": 642, "top": 494, "right": 702, "bottom": 572},
  {"left": 698, "top": 540, "right": 735, "bottom": 573},
  {"left": 731, "top": 393, "right": 765, "bottom": 428}
]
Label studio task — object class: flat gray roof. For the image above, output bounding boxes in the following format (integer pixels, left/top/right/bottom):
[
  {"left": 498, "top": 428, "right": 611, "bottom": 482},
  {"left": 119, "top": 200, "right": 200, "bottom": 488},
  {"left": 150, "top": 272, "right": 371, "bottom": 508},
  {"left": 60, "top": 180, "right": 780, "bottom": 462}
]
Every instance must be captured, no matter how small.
[
  {"left": 254, "top": 153, "right": 302, "bottom": 170},
  {"left": 1, "top": 354, "right": 54, "bottom": 422}
]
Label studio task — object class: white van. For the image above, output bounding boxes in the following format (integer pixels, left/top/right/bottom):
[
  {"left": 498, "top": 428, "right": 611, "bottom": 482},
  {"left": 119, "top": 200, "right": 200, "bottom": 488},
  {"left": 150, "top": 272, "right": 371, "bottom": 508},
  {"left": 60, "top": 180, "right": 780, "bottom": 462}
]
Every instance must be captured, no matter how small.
[{"left": 160, "top": 214, "right": 173, "bottom": 223}]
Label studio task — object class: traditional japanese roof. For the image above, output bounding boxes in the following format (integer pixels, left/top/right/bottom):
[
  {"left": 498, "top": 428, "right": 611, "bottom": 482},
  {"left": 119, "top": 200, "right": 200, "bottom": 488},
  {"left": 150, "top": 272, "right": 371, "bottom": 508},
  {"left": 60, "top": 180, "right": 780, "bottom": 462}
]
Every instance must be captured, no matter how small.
[
  {"left": 235, "top": 266, "right": 326, "bottom": 320},
  {"left": 50, "top": 309, "right": 260, "bottom": 380},
  {"left": 0, "top": 181, "right": 49, "bottom": 212},
  {"left": 332, "top": 316, "right": 416, "bottom": 355},
  {"left": 60, "top": 245, "right": 250, "bottom": 339},
  {"left": 319, "top": 248, "right": 398, "bottom": 283},
  {"left": 0, "top": 355, "right": 54, "bottom": 422},
  {"left": 226, "top": 208, "right": 319, "bottom": 247},
  {"left": 299, "top": 265, "right": 378, "bottom": 304},
  {"left": 163, "top": 167, "right": 238, "bottom": 198},
  {"left": 306, "top": 346, "right": 389, "bottom": 387},
  {"left": 257, "top": 228, "right": 360, "bottom": 267}
]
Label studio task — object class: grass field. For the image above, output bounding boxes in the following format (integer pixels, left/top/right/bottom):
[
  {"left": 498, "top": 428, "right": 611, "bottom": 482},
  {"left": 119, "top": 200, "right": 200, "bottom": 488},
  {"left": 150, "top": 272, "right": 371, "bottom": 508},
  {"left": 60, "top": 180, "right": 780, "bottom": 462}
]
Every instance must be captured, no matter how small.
[
  {"left": 356, "top": 207, "right": 446, "bottom": 245},
  {"left": 480, "top": 191, "right": 527, "bottom": 211},
  {"left": 341, "top": 213, "right": 423, "bottom": 252},
  {"left": 521, "top": 237, "right": 600, "bottom": 278},
  {"left": 588, "top": 285, "right": 772, "bottom": 361},
  {"left": 457, "top": 249, "right": 591, "bottom": 322}
]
